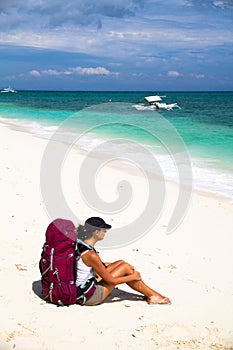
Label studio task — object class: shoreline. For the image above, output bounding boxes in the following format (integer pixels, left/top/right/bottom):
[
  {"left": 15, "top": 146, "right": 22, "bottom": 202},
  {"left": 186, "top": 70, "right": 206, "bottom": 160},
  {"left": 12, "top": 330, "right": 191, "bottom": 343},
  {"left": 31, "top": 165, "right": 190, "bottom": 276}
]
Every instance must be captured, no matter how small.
[
  {"left": 1, "top": 119, "right": 232, "bottom": 205},
  {"left": 0, "top": 121, "right": 233, "bottom": 349}
]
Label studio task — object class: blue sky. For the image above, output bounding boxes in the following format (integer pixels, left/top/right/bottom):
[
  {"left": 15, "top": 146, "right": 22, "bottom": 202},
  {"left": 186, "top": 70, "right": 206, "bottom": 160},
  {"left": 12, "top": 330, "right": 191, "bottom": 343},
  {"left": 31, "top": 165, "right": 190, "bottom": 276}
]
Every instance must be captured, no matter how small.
[{"left": 0, "top": 0, "right": 232, "bottom": 91}]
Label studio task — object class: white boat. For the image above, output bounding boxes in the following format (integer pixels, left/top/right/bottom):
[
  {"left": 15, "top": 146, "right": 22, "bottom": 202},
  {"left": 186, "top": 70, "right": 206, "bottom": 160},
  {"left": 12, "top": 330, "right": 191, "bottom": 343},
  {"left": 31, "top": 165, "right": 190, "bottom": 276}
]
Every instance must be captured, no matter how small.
[
  {"left": 1, "top": 87, "right": 17, "bottom": 93},
  {"left": 134, "top": 95, "right": 181, "bottom": 111},
  {"left": 144, "top": 95, "right": 181, "bottom": 110}
]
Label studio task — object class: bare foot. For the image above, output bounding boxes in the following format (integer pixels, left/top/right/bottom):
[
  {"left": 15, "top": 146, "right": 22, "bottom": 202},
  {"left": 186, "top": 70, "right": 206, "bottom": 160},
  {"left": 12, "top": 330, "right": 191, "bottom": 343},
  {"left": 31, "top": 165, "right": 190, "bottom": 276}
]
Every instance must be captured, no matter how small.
[{"left": 147, "top": 295, "right": 171, "bottom": 305}]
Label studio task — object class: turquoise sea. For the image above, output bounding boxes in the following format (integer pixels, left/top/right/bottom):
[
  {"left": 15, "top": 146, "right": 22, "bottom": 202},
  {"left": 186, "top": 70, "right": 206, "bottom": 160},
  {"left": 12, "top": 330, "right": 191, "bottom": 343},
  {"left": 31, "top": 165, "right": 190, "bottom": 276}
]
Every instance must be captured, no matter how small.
[{"left": 0, "top": 91, "right": 232, "bottom": 199}]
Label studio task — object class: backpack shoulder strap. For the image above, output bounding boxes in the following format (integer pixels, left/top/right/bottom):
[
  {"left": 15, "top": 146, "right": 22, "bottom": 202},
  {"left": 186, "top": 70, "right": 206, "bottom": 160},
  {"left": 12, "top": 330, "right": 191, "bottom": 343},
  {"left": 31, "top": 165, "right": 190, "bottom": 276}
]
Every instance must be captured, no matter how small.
[
  {"left": 76, "top": 239, "right": 97, "bottom": 256},
  {"left": 76, "top": 239, "right": 107, "bottom": 269}
]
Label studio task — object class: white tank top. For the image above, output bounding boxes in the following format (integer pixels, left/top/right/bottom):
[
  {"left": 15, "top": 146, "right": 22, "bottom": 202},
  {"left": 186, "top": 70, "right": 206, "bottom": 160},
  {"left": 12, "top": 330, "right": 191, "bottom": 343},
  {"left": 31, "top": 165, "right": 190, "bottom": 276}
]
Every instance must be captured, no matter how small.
[{"left": 76, "top": 250, "right": 96, "bottom": 287}]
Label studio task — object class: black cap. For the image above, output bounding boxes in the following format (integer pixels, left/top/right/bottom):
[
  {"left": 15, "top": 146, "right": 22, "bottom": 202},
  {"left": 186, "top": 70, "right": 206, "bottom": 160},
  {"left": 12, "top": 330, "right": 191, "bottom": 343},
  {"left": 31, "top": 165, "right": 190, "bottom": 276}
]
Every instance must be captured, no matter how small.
[{"left": 85, "top": 217, "right": 112, "bottom": 230}]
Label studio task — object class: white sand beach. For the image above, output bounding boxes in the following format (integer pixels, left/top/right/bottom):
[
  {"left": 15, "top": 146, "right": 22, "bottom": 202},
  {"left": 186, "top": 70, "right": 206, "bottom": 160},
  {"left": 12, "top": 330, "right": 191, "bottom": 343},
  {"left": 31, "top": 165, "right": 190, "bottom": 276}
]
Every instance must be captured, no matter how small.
[{"left": 0, "top": 122, "right": 233, "bottom": 350}]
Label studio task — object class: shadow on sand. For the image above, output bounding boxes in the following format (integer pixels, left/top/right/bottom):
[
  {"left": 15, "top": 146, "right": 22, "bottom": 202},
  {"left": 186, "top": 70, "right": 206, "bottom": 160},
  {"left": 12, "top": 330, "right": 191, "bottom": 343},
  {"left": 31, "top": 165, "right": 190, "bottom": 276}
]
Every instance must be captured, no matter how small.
[
  {"left": 32, "top": 280, "right": 145, "bottom": 304},
  {"left": 32, "top": 280, "right": 44, "bottom": 300},
  {"left": 104, "top": 287, "right": 145, "bottom": 303}
]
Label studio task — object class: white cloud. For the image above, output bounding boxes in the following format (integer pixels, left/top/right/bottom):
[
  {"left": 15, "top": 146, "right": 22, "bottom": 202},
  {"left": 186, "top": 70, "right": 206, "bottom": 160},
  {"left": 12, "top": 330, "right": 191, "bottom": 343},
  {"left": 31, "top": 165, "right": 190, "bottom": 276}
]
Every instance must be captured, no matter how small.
[
  {"left": 167, "top": 71, "right": 205, "bottom": 79},
  {"left": 213, "top": 0, "right": 233, "bottom": 9},
  {"left": 167, "top": 70, "right": 183, "bottom": 77},
  {"left": 70, "top": 67, "right": 112, "bottom": 75},
  {"left": 29, "top": 66, "right": 118, "bottom": 77},
  {"left": 41, "top": 69, "right": 63, "bottom": 76},
  {"left": 30, "top": 70, "right": 41, "bottom": 77},
  {"left": 186, "top": 0, "right": 233, "bottom": 9},
  {"left": 195, "top": 74, "right": 205, "bottom": 79},
  {"left": 189, "top": 73, "right": 205, "bottom": 79}
]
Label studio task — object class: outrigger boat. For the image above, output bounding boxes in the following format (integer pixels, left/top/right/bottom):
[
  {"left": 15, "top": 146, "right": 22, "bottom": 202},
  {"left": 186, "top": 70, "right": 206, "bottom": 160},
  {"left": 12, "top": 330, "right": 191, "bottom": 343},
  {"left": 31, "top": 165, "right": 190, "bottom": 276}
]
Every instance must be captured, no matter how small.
[{"left": 135, "top": 95, "right": 181, "bottom": 111}]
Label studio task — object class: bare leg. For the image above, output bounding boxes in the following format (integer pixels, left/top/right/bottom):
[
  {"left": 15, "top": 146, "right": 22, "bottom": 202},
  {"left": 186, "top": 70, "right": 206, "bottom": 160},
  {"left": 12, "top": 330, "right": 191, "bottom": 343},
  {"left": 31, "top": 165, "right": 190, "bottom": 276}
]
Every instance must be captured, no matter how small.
[
  {"left": 105, "top": 260, "right": 125, "bottom": 271},
  {"left": 101, "top": 261, "right": 171, "bottom": 304},
  {"left": 127, "top": 279, "right": 171, "bottom": 304}
]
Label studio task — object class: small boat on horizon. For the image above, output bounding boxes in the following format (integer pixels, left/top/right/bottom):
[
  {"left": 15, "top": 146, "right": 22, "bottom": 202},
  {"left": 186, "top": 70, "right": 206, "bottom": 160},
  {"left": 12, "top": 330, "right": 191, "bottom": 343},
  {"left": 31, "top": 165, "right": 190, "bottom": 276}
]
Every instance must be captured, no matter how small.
[{"left": 1, "top": 87, "right": 17, "bottom": 93}]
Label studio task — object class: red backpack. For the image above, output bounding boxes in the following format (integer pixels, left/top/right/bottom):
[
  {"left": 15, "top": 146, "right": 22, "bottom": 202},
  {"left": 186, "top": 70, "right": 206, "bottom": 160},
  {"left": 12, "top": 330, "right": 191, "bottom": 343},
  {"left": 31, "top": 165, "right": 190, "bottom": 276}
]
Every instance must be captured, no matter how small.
[{"left": 39, "top": 218, "right": 78, "bottom": 306}]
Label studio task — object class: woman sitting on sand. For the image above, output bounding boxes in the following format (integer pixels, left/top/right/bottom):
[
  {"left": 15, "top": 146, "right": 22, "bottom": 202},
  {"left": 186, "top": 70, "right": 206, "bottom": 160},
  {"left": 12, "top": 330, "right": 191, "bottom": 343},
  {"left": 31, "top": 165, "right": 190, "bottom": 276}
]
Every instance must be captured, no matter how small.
[{"left": 76, "top": 217, "right": 171, "bottom": 306}]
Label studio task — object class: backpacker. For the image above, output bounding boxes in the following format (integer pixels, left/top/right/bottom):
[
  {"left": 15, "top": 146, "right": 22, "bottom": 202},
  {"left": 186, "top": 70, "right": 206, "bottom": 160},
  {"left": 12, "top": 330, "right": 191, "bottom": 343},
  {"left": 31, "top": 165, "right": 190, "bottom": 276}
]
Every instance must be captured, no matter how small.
[{"left": 39, "top": 218, "right": 78, "bottom": 306}]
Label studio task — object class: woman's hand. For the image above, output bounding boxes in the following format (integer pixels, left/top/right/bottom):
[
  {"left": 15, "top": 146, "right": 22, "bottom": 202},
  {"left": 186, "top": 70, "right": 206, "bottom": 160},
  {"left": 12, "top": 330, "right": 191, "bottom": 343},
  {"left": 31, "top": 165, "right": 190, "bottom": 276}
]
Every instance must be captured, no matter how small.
[{"left": 131, "top": 271, "right": 141, "bottom": 281}]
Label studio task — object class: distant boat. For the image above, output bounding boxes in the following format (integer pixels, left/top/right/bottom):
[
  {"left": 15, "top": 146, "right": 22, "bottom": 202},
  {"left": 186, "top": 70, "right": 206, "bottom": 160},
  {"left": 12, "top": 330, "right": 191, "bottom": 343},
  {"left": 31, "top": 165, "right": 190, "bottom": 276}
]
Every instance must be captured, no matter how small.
[
  {"left": 134, "top": 95, "right": 181, "bottom": 111},
  {"left": 144, "top": 95, "right": 181, "bottom": 110},
  {"left": 1, "top": 87, "right": 17, "bottom": 93}
]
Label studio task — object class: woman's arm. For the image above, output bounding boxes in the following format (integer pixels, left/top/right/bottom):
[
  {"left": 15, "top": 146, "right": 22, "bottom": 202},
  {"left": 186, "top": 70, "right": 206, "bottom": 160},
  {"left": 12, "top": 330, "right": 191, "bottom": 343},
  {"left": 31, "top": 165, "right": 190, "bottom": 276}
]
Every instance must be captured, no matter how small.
[{"left": 82, "top": 251, "right": 140, "bottom": 285}]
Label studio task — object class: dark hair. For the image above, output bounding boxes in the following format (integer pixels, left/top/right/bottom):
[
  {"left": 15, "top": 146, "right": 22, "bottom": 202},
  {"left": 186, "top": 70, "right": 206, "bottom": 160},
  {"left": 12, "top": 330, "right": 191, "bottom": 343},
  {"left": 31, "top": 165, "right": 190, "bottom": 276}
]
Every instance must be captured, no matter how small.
[
  {"left": 77, "top": 217, "right": 111, "bottom": 241},
  {"left": 76, "top": 224, "right": 95, "bottom": 241}
]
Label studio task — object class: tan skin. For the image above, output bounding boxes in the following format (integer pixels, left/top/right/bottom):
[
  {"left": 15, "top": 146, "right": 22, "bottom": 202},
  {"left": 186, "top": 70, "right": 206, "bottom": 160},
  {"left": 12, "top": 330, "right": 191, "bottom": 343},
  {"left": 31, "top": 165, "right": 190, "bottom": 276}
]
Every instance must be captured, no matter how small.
[{"left": 81, "top": 228, "right": 171, "bottom": 304}]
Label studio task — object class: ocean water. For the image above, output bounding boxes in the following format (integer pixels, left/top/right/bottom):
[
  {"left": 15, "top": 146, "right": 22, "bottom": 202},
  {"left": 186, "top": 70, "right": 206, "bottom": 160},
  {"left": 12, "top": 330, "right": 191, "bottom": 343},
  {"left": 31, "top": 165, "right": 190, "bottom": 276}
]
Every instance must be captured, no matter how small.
[{"left": 0, "top": 91, "right": 233, "bottom": 199}]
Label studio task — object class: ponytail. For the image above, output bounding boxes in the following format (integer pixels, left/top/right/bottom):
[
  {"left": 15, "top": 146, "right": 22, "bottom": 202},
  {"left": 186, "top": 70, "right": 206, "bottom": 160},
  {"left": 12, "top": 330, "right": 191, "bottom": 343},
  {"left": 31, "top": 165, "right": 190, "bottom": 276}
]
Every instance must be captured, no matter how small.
[{"left": 76, "top": 224, "right": 95, "bottom": 241}]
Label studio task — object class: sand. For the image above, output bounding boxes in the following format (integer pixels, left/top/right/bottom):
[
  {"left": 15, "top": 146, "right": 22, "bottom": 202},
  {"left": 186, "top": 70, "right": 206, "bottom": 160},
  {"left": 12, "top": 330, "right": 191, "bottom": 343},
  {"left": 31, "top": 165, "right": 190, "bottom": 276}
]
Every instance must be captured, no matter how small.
[{"left": 0, "top": 121, "right": 233, "bottom": 350}]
